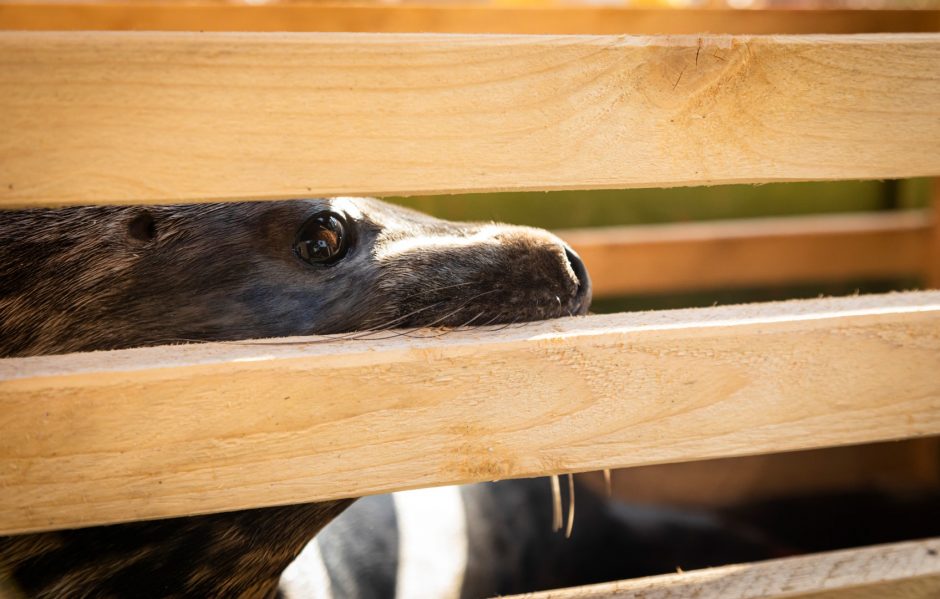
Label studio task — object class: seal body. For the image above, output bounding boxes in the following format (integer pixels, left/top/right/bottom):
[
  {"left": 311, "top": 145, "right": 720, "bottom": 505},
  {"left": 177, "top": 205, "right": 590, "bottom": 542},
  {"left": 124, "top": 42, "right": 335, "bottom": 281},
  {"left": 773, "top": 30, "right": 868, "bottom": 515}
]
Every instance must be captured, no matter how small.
[
  {"left": 0, "top": 197, "right": 591, "bottom": 597},
  {"left": 282, "top": 477, "right": 779, "bottom": 599}
]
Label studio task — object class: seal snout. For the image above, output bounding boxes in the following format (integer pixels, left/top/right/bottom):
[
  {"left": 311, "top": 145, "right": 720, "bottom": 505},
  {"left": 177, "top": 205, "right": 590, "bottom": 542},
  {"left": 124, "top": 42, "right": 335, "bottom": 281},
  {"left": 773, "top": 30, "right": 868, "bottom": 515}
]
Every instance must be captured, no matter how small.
[{"left": 562, "top": 244, "right": 591, "bottom": 316}]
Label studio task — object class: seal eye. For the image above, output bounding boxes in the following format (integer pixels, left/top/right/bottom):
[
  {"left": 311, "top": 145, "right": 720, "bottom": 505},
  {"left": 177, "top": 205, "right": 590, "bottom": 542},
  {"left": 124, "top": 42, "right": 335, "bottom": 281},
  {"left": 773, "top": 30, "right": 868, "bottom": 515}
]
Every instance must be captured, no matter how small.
[{"left": 294, "top": 212, "right": 349, "bottom": 265}]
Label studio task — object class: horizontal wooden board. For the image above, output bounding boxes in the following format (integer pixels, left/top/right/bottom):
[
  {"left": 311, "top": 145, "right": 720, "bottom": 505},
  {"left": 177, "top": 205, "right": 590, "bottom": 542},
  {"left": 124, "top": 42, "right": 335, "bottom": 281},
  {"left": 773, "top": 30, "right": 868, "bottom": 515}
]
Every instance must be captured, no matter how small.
[
  {"left": 560, "top": 210, "right": 932, "bottom": 296},
  {"left": 511, "top": 537, "right": 940, "bottom": 599},
  {"left": 579, "top": 437, "right": 940, "bottom": 509},
  {"left": 1, "top": 32, "right": 939, "bottom": 207},
  {"left": 2, "top": 4, "right": 939, "bottom": 35},
  {"left": 1, "top": 292, "right": 939, "bottom": 534},
  {"left": 929, "top": 180, "right": 940, "bottom": 288}
]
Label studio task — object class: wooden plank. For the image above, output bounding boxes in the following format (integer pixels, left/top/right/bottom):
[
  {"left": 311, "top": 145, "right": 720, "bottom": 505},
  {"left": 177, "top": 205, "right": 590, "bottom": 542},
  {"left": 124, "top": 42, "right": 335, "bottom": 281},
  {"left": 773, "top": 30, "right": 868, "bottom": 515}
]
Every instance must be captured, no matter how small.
[
  {"left": 2, "top": 3, "right": 939, "bottom": 35},
  {"left": 2, "top": 32, "right": 939, "bottom": 208},
  {"left": 509, "top": 537, "right": 940, "bottom": 599},
  {"left": 579, "top": 438, "right": 940, "bottom": 509},
  {"left": 929, "top": 179, "right": 940, "bottom": 289},
  {"left": 1, "top": 291, "right": 939, "bottom": 534},
  {"left": 559, "top": 211, "right": 931, "bottom": 297}
]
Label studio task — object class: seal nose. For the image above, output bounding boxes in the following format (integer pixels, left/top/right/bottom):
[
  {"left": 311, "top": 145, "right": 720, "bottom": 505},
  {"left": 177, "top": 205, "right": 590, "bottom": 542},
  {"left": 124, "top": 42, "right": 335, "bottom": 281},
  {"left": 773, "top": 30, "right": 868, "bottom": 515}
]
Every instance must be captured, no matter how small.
[{"left": 563, "top": 245, "right": 592, "bottom": 315}]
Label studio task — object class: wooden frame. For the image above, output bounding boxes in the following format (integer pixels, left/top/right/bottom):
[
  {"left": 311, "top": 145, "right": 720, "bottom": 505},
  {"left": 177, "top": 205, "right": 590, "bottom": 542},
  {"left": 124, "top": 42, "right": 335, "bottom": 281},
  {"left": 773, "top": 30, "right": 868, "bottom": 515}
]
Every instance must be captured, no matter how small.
[
  {"left": 2, "top": 32, "right": 939, "bottom": 207},
  {"left": 1, "top": 3, "right": 939, "bottom": 35}
]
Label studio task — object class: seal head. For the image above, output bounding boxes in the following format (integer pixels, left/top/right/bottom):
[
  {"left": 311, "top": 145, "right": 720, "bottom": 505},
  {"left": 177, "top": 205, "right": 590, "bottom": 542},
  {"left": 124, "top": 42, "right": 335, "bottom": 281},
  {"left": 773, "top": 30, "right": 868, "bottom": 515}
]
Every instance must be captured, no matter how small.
[{"left": 1, "top": 197, "right": 590, "bottom": 357}]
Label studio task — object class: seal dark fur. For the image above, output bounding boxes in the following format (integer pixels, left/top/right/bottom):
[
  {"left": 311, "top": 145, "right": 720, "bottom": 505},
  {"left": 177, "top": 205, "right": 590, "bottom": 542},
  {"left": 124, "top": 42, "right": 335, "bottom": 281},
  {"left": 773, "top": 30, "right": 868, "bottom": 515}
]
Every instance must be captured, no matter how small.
[
  {"left": 304, "top": 477, "right": 778, "bottom": 599},
  {"left": 1, "top": 198, "right": 589, "bottom": 357},
  {"left": 0, "top": 197, "right": 591, "bottom": 597}
]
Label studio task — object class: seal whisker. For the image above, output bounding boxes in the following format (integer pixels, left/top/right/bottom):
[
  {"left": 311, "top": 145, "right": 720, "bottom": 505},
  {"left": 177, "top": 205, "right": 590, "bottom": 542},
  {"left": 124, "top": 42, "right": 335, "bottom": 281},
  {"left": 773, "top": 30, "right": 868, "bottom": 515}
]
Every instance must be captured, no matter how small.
[
  {"left": 550, "top": 475, "right": 563, "bottom": 532},
  {"left": 340, "top": 328, "right": 426, "bottom": 341},
  {"left": 566, "top": 473, "right": 576, "bottom": 539},
  {"left": 342, "top": 291, "right": 496, "bottom": 341},
  {"left": 355, "top": 288, "right": 495, "bottom": 336},
  {"left": 482, "top": 317, "right": 522, "bottom": 333},
  {"left": 358, "top": 301, "right": 449, "bottom": 333},
  {"left": 367, "top": 285, "right": 499, "bottom": 333},
  {"left": 398, "top": 281, "right": 475, "bottom": 302},
  {"left": 213, "top": 291, "right": 499, "bottom": 347},
  {"left": 477, "top": 313, "right": 503, "bottom": 327},
  {"left": 391, "top": 289, "right": 502, "bottom": 338},
  {"left": 457, "top": 311, "right": 486, "bottom": 329}
]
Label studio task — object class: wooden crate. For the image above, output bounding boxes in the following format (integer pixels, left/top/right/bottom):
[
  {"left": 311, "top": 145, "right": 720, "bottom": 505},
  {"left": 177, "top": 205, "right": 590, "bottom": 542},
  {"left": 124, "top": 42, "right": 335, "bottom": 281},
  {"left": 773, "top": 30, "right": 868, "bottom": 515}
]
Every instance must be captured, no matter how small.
[{"left": 1, "top": 4, "right": 939, "bottom": 597}]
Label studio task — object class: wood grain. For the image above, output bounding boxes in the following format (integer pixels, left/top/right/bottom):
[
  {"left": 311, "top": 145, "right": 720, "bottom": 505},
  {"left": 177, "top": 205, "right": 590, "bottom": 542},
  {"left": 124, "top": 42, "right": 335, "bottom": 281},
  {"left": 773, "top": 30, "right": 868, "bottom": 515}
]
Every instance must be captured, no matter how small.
[
  {"left": 2, "top": 3, "right": 939, "bottom": 35},
  {"left": 2, "top": 32, "right": 939, "bottom": 207},
  {"left": 559, "top": 211, "right": 931, "bottom": 296},
  {"left": 1, "top": 291, "right": 939, "bottom": 534},
  {"left": 510, "top": 537, "right": 940, "bottom": 599}
]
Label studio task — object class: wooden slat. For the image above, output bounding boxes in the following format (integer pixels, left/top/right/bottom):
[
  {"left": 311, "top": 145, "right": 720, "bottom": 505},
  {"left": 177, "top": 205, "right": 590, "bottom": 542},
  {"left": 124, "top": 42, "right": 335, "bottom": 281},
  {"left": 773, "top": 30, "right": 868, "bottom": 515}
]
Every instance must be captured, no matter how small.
[
  {"left": 510, "top": 537, "right": 940, "bottom": 599},
  {"left": 1, "top": 291, "right": 939, "bottom": 534},
  {"left": 579, "top": 438, "right": 940, "bottom": 509},
  {"left": 2, "top": 32, "right": 939, "bottom": 208},
  {"left": 2, "top": 3, "right": 939, "bottom": 35},
  {"left": 929, "top": 180, "right": 940, "bottom": 289},
  {"left": 559, "top": 211, "right": 932, "bottom": 297}
]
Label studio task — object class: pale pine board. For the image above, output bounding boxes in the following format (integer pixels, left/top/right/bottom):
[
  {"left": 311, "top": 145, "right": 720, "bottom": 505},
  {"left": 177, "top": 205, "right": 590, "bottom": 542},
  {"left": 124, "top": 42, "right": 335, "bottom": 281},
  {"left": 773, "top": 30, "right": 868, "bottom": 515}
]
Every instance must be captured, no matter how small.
[
  {"left": 510, "top": 538, "right": 940, "bottom": 599},
  {"left": 1, "top": 292, "right": 939, "bottom": 534},
  {"left": 578, "top": 438, "right": 940, "bottom": 509},
  {"left": 559, "top": 211, "right": 932, "bottom": 296},
  {"left": 929, "top": 180, "right": 940, "bottom": 289},
  {"left": 2, "top": 4, "right": 939, "bottom": 35},
  {"left": 1, "top": 32, "right": 939, "bottom": 207}
]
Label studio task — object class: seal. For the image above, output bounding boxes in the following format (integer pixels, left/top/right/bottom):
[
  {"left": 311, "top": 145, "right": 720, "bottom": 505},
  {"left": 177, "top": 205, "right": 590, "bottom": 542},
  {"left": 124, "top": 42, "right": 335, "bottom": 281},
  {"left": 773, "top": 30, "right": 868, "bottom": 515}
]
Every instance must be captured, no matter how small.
[
  {"left": 0, "top": 197, "right": 591, "bottom": 597},
  {"left": 1, "top": 197, "right": 589, "bottom": 357},
  {"left": 298, "top": 476, "right": 780, "bottom": 598}
]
